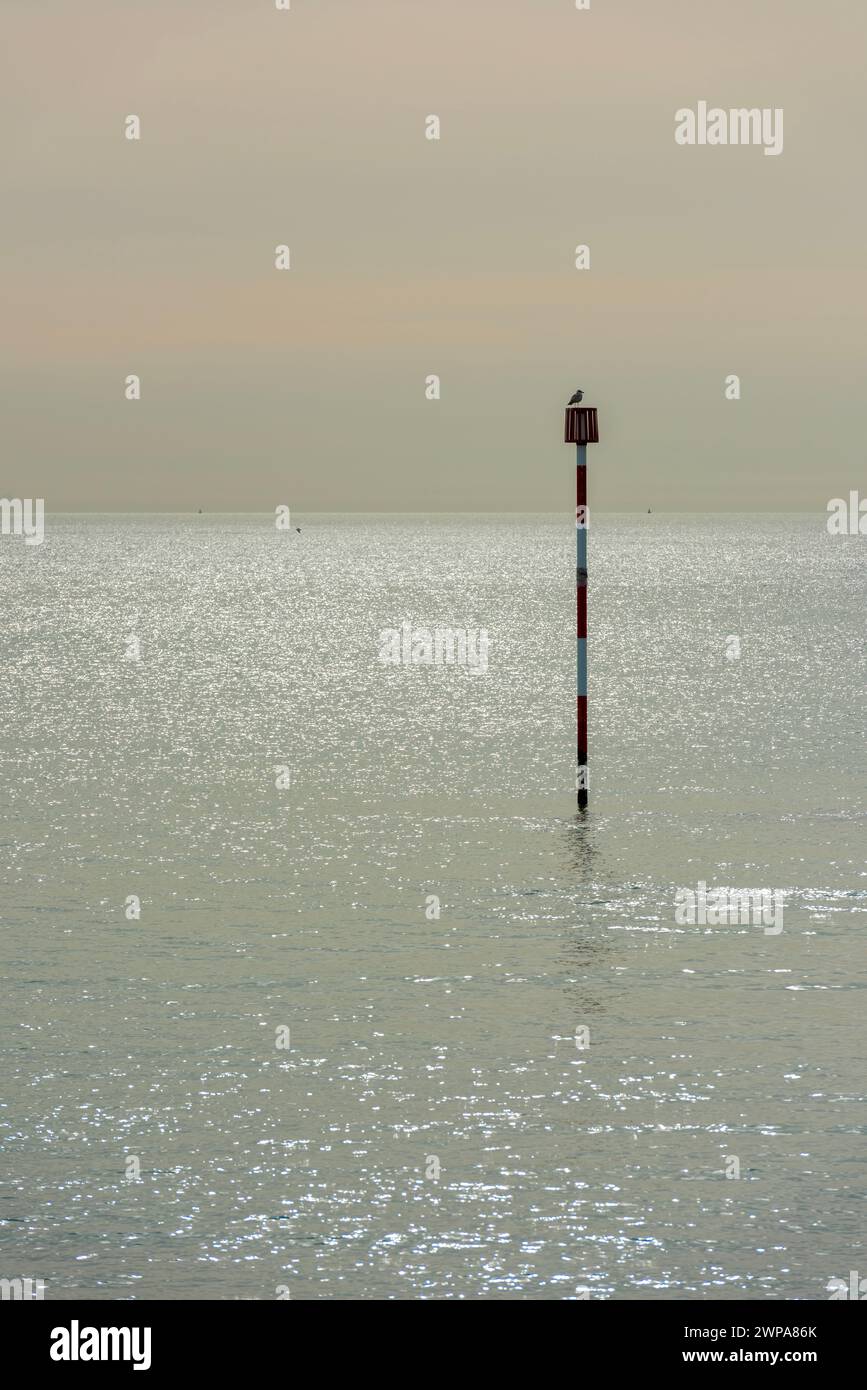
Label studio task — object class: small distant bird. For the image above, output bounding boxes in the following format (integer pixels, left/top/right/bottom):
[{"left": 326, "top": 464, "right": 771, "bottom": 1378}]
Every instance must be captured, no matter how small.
[
  {"left": 296, "top": 527, "right": 301, "bottom": 533},
  {"left": 568, "top": 388, "right": 584, "bottom": 405}
]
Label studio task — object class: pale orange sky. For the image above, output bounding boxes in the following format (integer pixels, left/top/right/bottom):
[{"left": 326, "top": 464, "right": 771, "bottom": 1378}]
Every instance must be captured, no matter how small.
[{"left": 2, "top": 0, "right": 865, "bottom": 510}]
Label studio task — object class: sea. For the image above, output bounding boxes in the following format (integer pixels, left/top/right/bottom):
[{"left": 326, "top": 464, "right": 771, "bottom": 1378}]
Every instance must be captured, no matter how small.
[{"left": 1, "top": 513, "right": 864, "bottom": 1300}]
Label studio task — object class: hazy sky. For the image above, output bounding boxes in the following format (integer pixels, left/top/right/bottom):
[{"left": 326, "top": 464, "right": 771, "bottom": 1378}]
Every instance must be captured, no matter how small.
[{"left": 2, "top": 0, "right": 865, "bottom": 510}]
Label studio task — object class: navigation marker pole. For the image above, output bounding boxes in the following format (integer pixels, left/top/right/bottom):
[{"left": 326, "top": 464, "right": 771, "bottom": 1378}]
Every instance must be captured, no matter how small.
[{"left": 564, "top": 401, "right": 599, "bottom": 809}]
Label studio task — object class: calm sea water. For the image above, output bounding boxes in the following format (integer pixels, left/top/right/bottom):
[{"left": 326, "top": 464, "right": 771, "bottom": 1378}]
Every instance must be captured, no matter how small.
[{"left": 1, "top": 514, "right": 864, "bottom": 1301}]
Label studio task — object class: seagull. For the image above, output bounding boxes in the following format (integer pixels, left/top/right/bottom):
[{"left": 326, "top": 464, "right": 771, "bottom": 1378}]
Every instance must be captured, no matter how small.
[{"left": 568, "top": 388, "right": 584, "bottom": 405}]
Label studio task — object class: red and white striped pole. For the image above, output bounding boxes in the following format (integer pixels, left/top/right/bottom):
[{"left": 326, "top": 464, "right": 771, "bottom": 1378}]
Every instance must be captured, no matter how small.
[{"left": 564, "top": 400, "right": 599, "bottom": 809}]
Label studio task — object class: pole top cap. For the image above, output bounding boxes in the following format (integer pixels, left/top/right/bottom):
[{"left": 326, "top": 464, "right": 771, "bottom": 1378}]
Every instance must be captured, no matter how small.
[{"left": 564, "top": 406, "right": 599, "bottom": 444}]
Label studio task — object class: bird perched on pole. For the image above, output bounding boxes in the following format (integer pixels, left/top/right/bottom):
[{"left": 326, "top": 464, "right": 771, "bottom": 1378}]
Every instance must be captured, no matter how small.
[{"left": 568, "top": 388, "right": 584, "bottom": 405}]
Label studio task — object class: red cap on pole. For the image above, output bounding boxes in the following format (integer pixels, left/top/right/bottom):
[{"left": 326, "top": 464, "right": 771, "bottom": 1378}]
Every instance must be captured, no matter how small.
[{"left": 564, "top": 406, "right": 599, "bottom": 444}]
